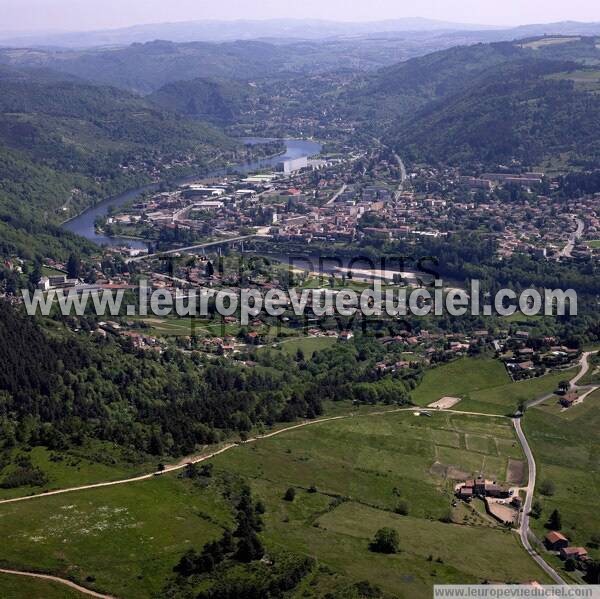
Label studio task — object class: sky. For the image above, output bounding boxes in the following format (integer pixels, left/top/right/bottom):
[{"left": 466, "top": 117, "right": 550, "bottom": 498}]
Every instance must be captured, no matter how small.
[{"left": 2, "top": 0, "right": 600, "bottom": 33}]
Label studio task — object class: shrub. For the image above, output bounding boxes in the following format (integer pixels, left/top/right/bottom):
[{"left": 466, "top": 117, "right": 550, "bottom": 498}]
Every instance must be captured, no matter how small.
[{"left": 369, "top": 527, "right": 400, "bottom": 554}]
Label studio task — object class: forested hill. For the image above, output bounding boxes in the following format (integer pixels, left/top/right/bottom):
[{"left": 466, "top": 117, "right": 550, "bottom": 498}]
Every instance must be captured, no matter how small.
[
  {"left": 0, "top": 41, "right": 297, "bottom": 94},
  {"left": 0, "top": 67, "right": 233, "bottom": 259},
  {"left": 148, "top": 77, "right": 256, "bottom": 125},
  {"left": 346, "top": 35, "right": 600, "bottom": 168},
  {"left": 388, "top": 58, "right": 600, "bottom": 168},
  {"left": 0, "top": 301, "right": 410, "bottom": 458}
]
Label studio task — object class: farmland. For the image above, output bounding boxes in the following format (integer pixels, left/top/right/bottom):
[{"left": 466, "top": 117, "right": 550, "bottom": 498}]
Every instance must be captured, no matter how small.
[
  {"left": 411, "top": 357, "right": 575, "bottom": 415},
  {"left": 525, "top": 394, "right": 600, "bottom": 566},
  {"left": 0, "top": 410, "right": 547, "bottom": 598}
]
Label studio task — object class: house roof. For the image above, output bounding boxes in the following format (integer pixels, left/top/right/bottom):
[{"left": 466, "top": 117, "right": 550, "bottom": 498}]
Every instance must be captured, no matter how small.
[
  {"left": 545, "top": 531, "right": 568, "bottom": 544},
  {"left": 562, "top": 547, "right": 587, "bottom": 556}
]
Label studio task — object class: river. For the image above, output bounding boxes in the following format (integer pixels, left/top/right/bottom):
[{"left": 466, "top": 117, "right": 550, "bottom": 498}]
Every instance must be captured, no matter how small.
[{"left": 61, "top": 138, "right": 321, "bottom": 249}]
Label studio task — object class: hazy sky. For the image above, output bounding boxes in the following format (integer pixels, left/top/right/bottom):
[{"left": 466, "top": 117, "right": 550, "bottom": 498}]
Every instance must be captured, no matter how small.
[{"left": 2, "top": 0, "right": 600, "bottom": 33}]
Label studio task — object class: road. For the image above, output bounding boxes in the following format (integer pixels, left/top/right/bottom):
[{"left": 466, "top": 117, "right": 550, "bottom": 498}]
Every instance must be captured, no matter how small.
[
  {"left": 393, "top": 152, "right": 407, "bottom": 200},
  {"left": 0, "top": 568, "right": 115, "bottom": 598},
  {"left": 559, "top": 217, "right": 584, "bottom": 258},
  {"left": 325, "top": 183, "right": 347, "bottom": 206},
  {"left": 513, "top": 418, "right": 566, "bottom": 584},
  {"left": 513, "top": 351, "right": 599, "bottom": 585},
  {"left": 569, "top": 351, "right": 594, "bottom": 388},
  {"left": 126, "top": 233, "right": 263, "bottom": 263},
  {"left": 525, "top": 352, "right": 598, "bottom": 410}
]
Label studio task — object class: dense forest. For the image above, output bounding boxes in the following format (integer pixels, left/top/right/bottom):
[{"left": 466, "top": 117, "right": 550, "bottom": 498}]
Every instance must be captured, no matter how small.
[{"left": 0, "top": 301, "right": 413, "bottom": 459}]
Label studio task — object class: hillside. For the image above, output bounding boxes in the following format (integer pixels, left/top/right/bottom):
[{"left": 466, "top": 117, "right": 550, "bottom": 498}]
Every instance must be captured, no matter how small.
[
  {"left": 389, "top": 59, "right": 600, "bottom": 168},
  {"left": 344, "top": 35, "right": 600, "bottom": 168},
  {"left": 0, "top": 67, "right": 233, "bottom": 258},
  {"left": 0, "top": 41, "right": 299, "bottom": 94},
  {"left": 148, "top": 77, "right": 256, "bottom": 124},
  {"left": 343, "top": 41, "right": 524, "bottom": 126}
]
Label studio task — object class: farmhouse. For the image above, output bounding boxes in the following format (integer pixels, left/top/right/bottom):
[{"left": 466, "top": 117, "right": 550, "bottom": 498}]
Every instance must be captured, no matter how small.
[
  {"left": 560, "top": 547, "right": 589, "bottom": 561},
  {"left": 545, "top": 531, "right": 568, "bottom": 550}
]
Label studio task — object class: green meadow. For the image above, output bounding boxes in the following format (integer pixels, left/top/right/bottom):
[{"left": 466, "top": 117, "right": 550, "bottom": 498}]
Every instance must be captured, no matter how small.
[
  {"left": 411, "top": 357, "right": 575, "bottom": 415},
  {"left": 0, "top": 573, "right": 86, "bottom": 599},
  {"left": 0, "top": 411, "right": 547, "bottom": 599},
  {"left": 525, "top": 393, "right": 600, "bottom": 563}
]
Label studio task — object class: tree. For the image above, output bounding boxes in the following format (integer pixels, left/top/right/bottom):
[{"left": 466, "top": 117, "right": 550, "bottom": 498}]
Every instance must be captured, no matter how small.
[
  {"left": 235, "top": 531, "right": 264, "bottom": 562},
  {"left": 67, "top": 253, "right": 81, "bottom": 279},
  {"left": 565, "top": 558, "right": 576, "bottom": 572},
  {"left": 539, "top": 480, "right": 556, "bottom": 496},
  {"left": 530, "top": 499, "right": 543, "bottom": 519},
  {"left": 369, "top": 527, "right": 400, "bottom": 554},
  {"left": 547, "top": 508, "right": 562, "bottom": 530},
  {"left": 284, "top": 487, "right": 296, "bottom": 502},
  {"left": 394, "top": 500, "right": 409, "bottom": 516},
  {"left": 205, "top": 261, "right": 215, "bottom": 278},
  {"left": 585, "top": 560, "right": 600, "bottom": 584}
]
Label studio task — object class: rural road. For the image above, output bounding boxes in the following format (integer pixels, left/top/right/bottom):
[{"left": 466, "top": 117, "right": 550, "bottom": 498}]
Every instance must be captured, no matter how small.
[
  {"left": 512, "top": 350, "right": 599, "bottom": 585},
  {"left": 526, "top": 352, "right": 598, "bottom": 409},
  {"left": 513, "top": 418, "right": 566, "bottom": 584},
  {"left": 559, "top": 216, "right": 585, "bottom": 258},
  {"left": 0, "top": 568, "right": 115, "bottom": 598},
  {"left": 569, "top": 351, "right": 594, "bottom": 388}
]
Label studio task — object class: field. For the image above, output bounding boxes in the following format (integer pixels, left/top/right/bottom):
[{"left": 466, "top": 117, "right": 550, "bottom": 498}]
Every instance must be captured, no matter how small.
[
  {"left": 521, "top": 37, "right": 581, "bottom": 49},
  {"left": 586, "top": 239, "right": 600, "bottom": 249},
  {"left": 0, "top": 443, "right": 156, "bottom": 501},
  {"left": 0, "top": 475, "right": 232, "bottom": 598},
  {"left": 0, "top": 411, "right": 546, "bottom": 599},
  {"left": 0, "top": 572, "right": 86, "bottom": 598},
  {"left": 411, "top": 358, "right": 509, "bottom": 406},
  {"left": 525, "top": 394, "right": 600, "bottom": 563},
  {"left": 411, "top": 357, "right": 573, "bottom": 415}
]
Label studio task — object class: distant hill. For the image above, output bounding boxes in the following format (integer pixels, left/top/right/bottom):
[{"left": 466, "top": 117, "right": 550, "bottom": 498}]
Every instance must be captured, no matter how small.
[
  {"left": 0, "top": 40, "right": 291, "bottom": 94},
  {"left": 148, "top": 78, "right": 256, "bottom": 124},
  {"left": 0, "top": 67, "right": 233, "bottom": 258},
  {"left": 0, "top": 18, "right": 497, "bottom": 47},
  {"left": 342, "top": 35, "right": 600, "bottom": 168}
]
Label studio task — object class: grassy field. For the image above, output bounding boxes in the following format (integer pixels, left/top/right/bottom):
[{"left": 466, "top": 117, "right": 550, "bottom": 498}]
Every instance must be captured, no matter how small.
[
  {"left": 411, "top": 358, "right": 509, "bottom": 407},
  {"left": 0, "top": 443, "right": 156, "bottom": 501},
  {"left": 0, "top": 475, "right": 233, "bottom": 598},
  {"left": 525, "top": 394, "right": 600, "bottom": 564},
  {"left": 0, "top": 411, "right": 546, "bottom": 598},
  {"left": 412, "top": 357, "right": 576, "bottom": 415},
  {"left": 273, "top": 336, "right": 338, "bottom": 358},
  {"left": 586, "top": 239, "right": 600, "bottom": 249},
  {"left": 0, "top": 572, "right": 86, "bottom": 599},
  {"left": 522, "top": 36, "right": 581, "bottom": 49}
]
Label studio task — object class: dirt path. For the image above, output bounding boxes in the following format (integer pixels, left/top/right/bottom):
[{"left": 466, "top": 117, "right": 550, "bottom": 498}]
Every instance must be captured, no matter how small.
[
  {"left": 0, "top": 387, "right": 579, "bottom": 591},
  {"left": 0, "top": 405, "right": 509, "bottom": 507},
  {"left": 0, "top": 568, "right": 115, "bottom": 598}
]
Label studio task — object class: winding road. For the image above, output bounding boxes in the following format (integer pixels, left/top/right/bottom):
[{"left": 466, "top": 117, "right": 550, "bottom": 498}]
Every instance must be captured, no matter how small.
[
  {"left": 514, "top": 351, "right": 598, "bottom": 585},
  {"left": 1, "top": 353, "right": 597, "bottom": 595},
  {"left": 0, "top": 568, "right": 115, "bottom": 599},
  {"left": 513, "top": 417, "right": 566, "bottom": 584}
]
